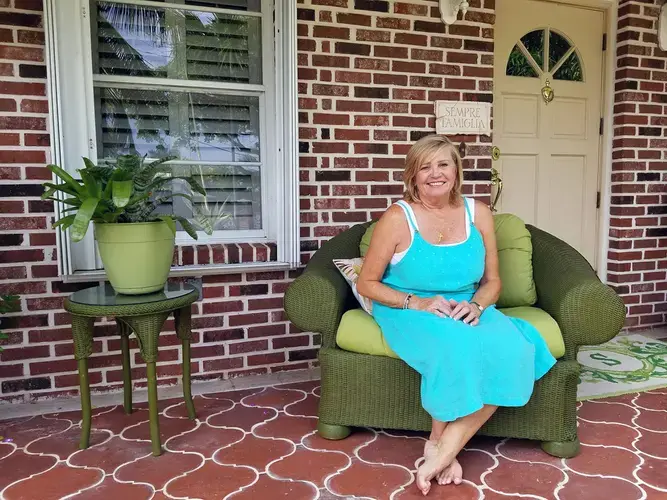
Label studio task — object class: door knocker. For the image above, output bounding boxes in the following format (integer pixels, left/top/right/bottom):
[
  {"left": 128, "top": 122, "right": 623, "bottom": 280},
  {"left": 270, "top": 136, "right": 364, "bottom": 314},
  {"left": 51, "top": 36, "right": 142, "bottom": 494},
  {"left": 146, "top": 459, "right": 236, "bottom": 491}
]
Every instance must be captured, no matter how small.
[{"left": 541, "top": 78, "right": 555, "bottom": 105}]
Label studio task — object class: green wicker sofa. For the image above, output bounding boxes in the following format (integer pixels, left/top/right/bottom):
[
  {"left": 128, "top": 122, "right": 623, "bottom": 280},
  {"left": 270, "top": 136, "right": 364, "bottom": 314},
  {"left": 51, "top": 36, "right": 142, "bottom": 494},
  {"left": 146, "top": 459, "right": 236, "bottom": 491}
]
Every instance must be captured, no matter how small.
[{"left": 284, "top": 220, "right": 626, "bottom": 458}]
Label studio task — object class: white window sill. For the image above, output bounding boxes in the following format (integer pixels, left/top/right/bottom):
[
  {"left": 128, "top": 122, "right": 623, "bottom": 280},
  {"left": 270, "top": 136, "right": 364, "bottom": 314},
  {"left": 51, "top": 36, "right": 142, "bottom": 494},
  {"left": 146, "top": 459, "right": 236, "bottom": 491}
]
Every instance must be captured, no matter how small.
[{"left": 62, "top": 261, "right": 296, "bottom": 283}]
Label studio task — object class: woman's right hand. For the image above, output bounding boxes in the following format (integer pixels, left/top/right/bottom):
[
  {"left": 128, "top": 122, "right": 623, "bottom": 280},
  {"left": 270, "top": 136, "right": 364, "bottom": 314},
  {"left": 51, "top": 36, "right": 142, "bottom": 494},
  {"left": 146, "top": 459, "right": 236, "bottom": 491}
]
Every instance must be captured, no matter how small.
[{"left": 409, "top": 295, "right": 453, "bottom": 318}]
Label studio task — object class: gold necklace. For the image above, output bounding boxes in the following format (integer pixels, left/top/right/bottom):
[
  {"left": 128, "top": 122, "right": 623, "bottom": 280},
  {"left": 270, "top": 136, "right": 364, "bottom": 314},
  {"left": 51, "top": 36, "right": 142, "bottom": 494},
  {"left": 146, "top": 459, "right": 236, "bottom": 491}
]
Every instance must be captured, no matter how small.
[
  {"left": 423, "top": 205, "right": 457, "bottom": 244},
  {"left": 436, "top": 224, "right": 455, "bottom": 244},
  {"left": 432, "top": 214, "right": 456, "bottom": 244}
]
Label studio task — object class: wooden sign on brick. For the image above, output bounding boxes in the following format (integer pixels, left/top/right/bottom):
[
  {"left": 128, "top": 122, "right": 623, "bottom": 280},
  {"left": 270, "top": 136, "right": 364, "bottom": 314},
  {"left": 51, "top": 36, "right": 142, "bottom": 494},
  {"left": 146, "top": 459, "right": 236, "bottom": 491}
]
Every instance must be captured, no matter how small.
[{"left": 434, "top": 100, "right": 492, "bottom": 136}]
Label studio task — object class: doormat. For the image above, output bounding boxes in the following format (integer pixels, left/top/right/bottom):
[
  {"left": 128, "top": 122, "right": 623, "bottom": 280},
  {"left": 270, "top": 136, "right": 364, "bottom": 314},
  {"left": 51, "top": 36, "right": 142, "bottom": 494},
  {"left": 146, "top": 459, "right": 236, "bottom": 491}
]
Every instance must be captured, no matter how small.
[{"left": 576, "top": 334, "right": 667, "bottom": 401}]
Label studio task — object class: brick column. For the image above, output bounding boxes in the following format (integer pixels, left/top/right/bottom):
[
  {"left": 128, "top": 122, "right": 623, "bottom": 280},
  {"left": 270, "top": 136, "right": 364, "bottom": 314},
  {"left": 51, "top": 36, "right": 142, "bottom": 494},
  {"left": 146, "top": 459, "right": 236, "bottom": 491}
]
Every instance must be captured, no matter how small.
[{"left": 608, "top": 0, "right": 667, "bottom": 330}]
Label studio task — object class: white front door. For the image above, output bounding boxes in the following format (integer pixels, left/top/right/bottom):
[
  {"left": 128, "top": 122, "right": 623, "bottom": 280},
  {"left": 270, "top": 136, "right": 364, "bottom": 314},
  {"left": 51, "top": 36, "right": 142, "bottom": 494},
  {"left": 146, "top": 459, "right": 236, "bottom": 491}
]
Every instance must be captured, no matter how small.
[{"left": 493, "top": 0, "right": 605, "bottom": 267}]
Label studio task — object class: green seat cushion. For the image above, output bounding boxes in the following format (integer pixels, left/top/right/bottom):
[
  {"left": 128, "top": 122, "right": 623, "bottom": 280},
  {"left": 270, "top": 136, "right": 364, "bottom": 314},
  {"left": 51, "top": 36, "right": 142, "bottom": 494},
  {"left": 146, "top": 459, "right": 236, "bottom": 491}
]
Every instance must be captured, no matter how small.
[
  {"left": 494, "top": 213, "right": 537, "bottom": 308},
  {"left": 498, "top": 306, "right": 565, "bottom": 359},
  {"left": 336, "top": 306, "right": 564, "bottom": 360},
  {"left": 336, "top": 308, "right": 399, "bottom": 359}
]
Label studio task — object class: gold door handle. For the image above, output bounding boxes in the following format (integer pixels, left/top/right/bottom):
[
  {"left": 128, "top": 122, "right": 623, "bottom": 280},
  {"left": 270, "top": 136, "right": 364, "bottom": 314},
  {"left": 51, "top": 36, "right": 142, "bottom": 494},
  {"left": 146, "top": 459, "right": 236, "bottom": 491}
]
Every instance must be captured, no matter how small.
[
  {"left": 490, "top": 146, "right": 502, "bottom": 213},
  {"left": 490, "top": 167, "right": 503, "bottom": 213}
]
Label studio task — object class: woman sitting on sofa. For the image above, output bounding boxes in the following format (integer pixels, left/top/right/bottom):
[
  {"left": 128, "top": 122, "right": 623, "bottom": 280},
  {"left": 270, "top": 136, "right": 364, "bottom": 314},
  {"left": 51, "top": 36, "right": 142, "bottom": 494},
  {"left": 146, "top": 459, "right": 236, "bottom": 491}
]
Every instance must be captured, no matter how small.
[{"left": 356, "top": 134, "right": 556, "bottom": 496}]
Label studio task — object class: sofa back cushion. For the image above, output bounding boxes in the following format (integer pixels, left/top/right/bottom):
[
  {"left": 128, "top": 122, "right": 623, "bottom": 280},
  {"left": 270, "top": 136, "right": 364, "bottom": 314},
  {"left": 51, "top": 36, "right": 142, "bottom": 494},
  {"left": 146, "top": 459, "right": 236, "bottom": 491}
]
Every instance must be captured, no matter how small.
[
  {"left": 358, "top": 212, "right": 537, "bottom": 308},
  {"left": 359, "top": 222, "right": 376, "bottom": 258},
  {"left": 494, "top": 213, "right": 537, "bottom": 307}
]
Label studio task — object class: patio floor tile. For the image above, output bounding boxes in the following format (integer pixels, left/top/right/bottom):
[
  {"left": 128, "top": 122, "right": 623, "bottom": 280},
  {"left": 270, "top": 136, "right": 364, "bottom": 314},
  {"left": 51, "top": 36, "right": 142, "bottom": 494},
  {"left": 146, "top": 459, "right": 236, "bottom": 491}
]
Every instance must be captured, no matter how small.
[
  {"left": 164, "top": 462, "right": 257, "bottom": 499},
  {"left": 3, "top": 462, "right": 102, "bottom": 500},
  {"left": 207, "top": 403, "right": 276, "bottom": 431},
  {"left": 327, "top": 459, "right": 412, "bottom": 499},
  {"left": 214, "top": 434, "right": 294, "bottom": 470},
  {"left": 228, "top": 473, "right": 318, "bottom": 499},
  {"left": 69, "top": 435, "right": 152, "bottom": 473},
  {"left": 115, "top": 451, "right": 203, "bottom": 491},
  {"left": 565, "top": 444, "right": 642, "bottom": 481},
  {"left": 1, "top": 384, "right": 666, "bottom": 499},
  {"left": 165, "top": 424, "right": 243, "bottom": 456},
  {"left": 557, "top": 471, "right": 645, "bottom": 500},
  {"left": 0, "top": 451, "right": 56, "bottom": 491},
  {"left": 67, "top": 477, "right": 153, "bottom": 499},
  {"left": 268, "top": 446, "right": 349, "bottom": 487}
]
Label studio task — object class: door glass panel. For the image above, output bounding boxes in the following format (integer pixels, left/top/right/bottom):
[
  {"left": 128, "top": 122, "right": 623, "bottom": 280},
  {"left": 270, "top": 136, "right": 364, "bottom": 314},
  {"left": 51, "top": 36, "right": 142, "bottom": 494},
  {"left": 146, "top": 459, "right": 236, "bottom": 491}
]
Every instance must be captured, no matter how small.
[
  {"left": 506, "top": 28, "right": 583, "bottom": 82},
  {"left": 553, "top": 52, "right": 583, "bottom": 81},
  {"left": 521, "top": 29, "right": 545, "bottom": 71},
  {"left": 548, "top": 31, "right": 571, "bottom": 71},
  {"left": 506, "top": 45, "right": 539, "bottom": 77}
]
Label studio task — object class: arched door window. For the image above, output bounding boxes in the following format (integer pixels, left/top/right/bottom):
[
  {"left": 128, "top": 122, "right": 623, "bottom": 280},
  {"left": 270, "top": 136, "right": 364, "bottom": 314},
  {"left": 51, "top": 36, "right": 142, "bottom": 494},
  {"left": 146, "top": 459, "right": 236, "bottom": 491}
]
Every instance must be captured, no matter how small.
[{"left": 506, "top": 29, "right": 584, "bottom": 82}]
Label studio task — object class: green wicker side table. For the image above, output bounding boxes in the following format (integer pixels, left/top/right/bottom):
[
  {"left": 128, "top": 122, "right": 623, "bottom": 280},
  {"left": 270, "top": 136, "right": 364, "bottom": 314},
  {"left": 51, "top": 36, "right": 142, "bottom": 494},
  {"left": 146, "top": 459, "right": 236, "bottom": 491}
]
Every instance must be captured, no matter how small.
[{"left": 63, "top": 282, "right": 199, "bottom": 457}]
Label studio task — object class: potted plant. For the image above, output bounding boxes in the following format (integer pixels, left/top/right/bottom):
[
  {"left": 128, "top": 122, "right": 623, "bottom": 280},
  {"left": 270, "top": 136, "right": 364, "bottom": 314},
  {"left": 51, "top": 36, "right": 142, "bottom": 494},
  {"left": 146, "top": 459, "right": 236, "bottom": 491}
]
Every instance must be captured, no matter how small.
[{"left": 42, "top": 154, "right": 213, "bottom": 295}]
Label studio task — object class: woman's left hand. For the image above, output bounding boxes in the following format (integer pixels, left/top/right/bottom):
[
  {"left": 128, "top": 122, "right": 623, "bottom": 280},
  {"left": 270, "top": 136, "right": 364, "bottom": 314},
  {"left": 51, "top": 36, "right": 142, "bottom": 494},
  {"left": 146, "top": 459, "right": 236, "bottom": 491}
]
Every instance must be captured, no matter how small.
[{"left": 450, "top": 300, "right": 481, "bottom": 326}]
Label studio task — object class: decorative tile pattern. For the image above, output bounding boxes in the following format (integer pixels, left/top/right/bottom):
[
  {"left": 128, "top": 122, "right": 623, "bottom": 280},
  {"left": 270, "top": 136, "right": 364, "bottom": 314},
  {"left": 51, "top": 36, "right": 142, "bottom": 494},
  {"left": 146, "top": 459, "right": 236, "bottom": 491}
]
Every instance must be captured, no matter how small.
[{"left": 1, "top": 384, "right": 666, "bottom": 499}]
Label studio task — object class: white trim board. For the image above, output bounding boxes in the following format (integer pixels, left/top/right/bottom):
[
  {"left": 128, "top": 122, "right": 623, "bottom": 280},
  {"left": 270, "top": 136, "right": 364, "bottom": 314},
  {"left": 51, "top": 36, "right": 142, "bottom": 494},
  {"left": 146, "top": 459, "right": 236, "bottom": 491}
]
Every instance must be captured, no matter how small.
[{"left": 596, "top": 0, "right": 618, "bottom": 287}]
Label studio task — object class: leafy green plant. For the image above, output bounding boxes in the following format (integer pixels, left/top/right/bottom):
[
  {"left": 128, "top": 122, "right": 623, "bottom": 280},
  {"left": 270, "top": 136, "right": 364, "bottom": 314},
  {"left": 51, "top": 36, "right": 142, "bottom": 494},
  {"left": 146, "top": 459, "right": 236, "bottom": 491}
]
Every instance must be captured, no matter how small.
[
  {"left": 0, "top": 295, "right": 20, "bottom": 353},
  {"left": 42, "top": 154, "right": 214, "bottom": 242}
]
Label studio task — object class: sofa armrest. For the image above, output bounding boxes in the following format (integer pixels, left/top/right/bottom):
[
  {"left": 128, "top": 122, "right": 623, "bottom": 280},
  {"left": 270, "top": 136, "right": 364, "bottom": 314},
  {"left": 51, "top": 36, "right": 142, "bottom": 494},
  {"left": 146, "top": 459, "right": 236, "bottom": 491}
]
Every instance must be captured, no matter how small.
[
  {"left": 284, "top": 266, "right": 351, "bottom": 349},
  {"left": 528, "top": 225, "right": 627, "bottom": 361},
  {"left": 284, "top": 221, "right": 372, "bottom": 349}
]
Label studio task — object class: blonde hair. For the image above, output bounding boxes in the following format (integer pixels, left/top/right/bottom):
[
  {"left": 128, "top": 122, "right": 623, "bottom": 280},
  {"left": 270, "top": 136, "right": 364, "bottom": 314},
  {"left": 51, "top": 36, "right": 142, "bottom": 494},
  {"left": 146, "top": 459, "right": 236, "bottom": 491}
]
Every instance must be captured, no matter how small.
[{"left": 403, "top": 134, "right": 464, "bottom": 205}]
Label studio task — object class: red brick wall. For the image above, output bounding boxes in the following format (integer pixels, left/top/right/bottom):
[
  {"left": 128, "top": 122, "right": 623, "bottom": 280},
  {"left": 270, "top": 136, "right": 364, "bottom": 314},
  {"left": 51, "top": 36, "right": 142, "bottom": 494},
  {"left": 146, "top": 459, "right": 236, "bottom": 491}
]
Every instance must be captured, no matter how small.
[
  {"left": 296, "top": 0, "right": 495, "bottom": 257},
  {"left": 0, "top": 0, "right": 315, "bottom": 402},
  {"left": 0, "top": 0, "right": 664, "bottom": 402},
  {"left": 0, "top": 0, "right": 496, "bottom": 403},
  {"left": 608, "top": 0, "right": 667, "bottom": 331},
  {"left": 0, "top": 0, "right": 57, "bottom": 400}
]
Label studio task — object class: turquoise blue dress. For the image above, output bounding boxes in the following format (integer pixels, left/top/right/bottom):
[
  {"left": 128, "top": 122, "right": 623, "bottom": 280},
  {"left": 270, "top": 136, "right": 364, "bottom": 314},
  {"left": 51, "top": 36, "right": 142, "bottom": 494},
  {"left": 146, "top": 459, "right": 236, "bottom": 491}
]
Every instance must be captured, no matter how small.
[{"left": 371, "top": 198, "right": 556, "bottom": 422}]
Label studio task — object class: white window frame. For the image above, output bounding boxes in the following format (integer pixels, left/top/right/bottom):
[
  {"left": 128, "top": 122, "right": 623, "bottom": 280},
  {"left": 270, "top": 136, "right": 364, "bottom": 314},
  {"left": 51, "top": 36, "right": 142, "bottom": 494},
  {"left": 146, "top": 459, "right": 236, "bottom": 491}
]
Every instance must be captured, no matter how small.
[{"left": 44, "top": 0, "right": 299, "bottom": 279}]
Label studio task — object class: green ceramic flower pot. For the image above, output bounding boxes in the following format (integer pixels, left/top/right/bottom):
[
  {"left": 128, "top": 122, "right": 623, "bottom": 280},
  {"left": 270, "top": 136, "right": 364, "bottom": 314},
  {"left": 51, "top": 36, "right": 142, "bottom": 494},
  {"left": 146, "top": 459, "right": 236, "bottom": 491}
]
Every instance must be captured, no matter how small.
[{"left": 94, "top": 221, "right": 175, "bottom": 295}]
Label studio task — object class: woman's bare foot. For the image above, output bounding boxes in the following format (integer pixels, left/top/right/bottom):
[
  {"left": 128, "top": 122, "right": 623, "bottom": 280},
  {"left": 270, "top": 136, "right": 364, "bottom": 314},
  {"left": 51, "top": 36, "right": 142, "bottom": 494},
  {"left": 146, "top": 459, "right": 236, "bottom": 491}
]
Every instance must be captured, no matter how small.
[
  {"left": 423, "top": 439, "right": 438, "bottom": 459},
  {"left": 424, "top": 441, "right": 462, "bottom": 486},
  {"left": 436, "top": 458, "right": 463, "bottom": 485},
  {"left": 416, "top": 443, "right": 452, "bottom": 495}
]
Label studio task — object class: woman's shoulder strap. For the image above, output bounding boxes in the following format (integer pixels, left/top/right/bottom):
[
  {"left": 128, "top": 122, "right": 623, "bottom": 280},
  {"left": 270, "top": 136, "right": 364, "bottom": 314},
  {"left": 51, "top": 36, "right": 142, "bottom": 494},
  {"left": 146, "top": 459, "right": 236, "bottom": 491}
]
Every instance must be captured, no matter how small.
[
  {"left": 394, "top": 200, "right": 419, "bottom": 232},
  {"left": 463, "top": 197, "right": 475, "bottom": 223}
]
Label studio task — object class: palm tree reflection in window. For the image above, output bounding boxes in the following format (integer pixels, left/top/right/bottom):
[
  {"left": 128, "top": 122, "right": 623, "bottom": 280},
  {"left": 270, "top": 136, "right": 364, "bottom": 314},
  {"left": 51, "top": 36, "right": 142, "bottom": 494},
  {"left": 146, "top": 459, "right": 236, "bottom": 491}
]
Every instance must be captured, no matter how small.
[{"left": 91, "top": 2, "right": 263, "bottom": 231}]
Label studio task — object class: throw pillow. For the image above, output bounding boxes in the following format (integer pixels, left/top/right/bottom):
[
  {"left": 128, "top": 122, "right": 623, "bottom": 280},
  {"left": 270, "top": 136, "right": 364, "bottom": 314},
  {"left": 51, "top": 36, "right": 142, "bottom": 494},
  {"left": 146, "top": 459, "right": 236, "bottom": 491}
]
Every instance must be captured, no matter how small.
[
  {"left": 332, "top": 257, "right": 373, "bottom": 314},
  {"left": 494, "top": 213, "right": 537, "bottom": 308}
]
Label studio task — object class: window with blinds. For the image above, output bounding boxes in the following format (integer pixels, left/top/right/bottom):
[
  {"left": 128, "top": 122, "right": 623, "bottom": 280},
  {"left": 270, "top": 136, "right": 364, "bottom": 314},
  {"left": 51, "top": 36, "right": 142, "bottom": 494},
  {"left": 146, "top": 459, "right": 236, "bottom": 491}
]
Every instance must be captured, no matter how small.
[
  {"left": 46, "top": 0, "right": 297, "bottom": 275},
  {"left": 88, "top": 0, "right": 266, "bottom": 233}
]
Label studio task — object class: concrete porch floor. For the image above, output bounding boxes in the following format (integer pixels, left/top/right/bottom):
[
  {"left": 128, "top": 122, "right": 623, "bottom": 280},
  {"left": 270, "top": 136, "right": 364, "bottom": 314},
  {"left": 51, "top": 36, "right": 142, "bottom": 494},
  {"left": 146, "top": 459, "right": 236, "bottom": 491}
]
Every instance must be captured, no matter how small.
[{"left": 1, "top": 379, "right": 666, "bottom": 500}]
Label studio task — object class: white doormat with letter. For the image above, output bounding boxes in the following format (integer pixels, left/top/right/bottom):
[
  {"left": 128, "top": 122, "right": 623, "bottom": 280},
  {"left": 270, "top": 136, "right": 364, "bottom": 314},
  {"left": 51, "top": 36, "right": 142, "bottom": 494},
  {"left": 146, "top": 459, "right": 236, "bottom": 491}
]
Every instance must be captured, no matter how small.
[{"left": 577, "top": 334, "right": 667, "bottom": 401}]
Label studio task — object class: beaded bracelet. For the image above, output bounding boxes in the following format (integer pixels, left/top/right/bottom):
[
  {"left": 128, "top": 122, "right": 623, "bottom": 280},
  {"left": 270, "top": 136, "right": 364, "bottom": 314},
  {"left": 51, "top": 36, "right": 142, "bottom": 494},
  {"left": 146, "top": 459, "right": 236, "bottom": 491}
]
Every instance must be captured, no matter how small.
[{"left": 403, "top": 293, "right": 413, "bottom": 309}]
